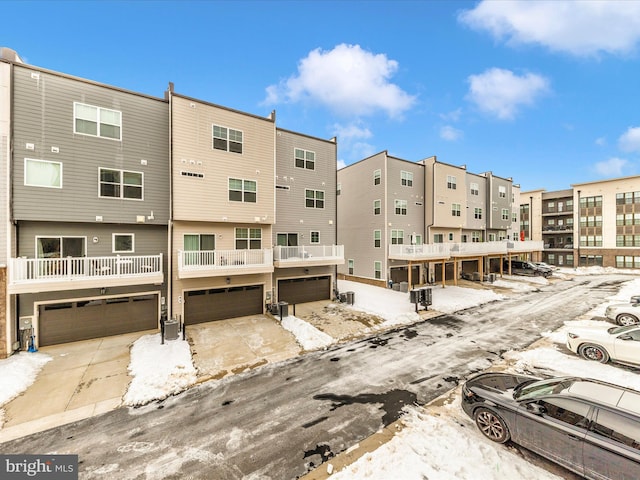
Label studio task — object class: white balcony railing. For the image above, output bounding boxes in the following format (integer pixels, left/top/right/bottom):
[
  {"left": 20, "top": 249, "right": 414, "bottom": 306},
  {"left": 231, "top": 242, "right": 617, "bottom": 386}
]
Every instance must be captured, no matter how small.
[
  {"left": 507, "top": 240, "right": 545, "bottom": 253},
  {"left": 273, "top": 245, "right": 344, "bottom": 266},
  {"left": 8, "top": 254, "right": 164, "bottom": 293},
  {"left": 450, "top": 241, "right": 507, "bottom": 256},
  {"left": 178, "top": 248, "right": 274, "bottom": 278},
  {"left": 388, "top": 243, "right": 451, "bottom": 260}
]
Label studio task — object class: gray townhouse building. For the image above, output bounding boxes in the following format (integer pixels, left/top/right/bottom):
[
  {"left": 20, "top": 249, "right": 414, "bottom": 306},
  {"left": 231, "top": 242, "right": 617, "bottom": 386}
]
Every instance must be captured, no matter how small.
[
  {"left": 338, "top": 154, "right": 541, "bottom": 288},
  {"left": 1, "top": 49, "right": 169, "bottom": 356}
]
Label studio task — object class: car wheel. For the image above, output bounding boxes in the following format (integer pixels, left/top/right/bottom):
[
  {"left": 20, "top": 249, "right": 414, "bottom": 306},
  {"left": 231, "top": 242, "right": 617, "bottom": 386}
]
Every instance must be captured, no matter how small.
[
  {"left": 474, "top": 407, "right": 510, "bottom": 443},
  {"left": 616, "top": 313, "right": 639, "bottom": 326},
  {"left": 578, "top": 343, "right": 610, "bottom": 363}
]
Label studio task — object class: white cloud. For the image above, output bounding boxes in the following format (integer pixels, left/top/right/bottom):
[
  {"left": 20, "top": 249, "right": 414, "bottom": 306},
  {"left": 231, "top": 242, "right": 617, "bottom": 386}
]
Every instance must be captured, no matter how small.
[
  {"left": 440, "top": 125, "right": 463, "bottom": 141},
  {"left": 618, "top": 126, "right": 640, "bottom": 152},
  {"left": 439, "top": 108, "right": 462, "bottom": 122},
  {"left": 263, "top": 44, "right": 416, "bottom": 117},
  {"left": 466, "top": 68, "right": 550, "bottom": 120},
  {"left": 459, "top": 0, "right": 640, "bottom": 57},
  {"left": 337, "top": 159, "right": 346, "bottom": 170},
  {"left": 595, "top": 137, "right": 606, "bottom": 147},
  {"left": 332, "top": 122, "right": 372, "bottom": 141},
  {"left": 594, "top": 157, "right": 628, "bottom": 177}
]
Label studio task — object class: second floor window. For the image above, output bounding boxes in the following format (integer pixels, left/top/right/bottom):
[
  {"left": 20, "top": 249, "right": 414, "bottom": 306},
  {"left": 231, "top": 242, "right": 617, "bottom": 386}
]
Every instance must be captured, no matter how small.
[
  {"left": 236, "top": 228, "right": 261, "bottom": 249},
  {"left": 229, "top": 178, "right": 256, "bottom": 203},
  {"left": 99, "top": 168, "right": 143, "bottom": 200},
  {"left": 295, "top": 148, "right": 315, "bottom": 170},
  {"left": 374, "top": 230, "right": 381, "bottom": 248},
  {"left": 474, "top": 207, "right": 482, "bottom": 219},
  {"left": 310, "top": 231, "right": 320, "bottom": 243},
  {"left": 401, "top": 171, "right": 413, "bottom": 187},
  {"left": 447, "top": 175, "right": 456, "bottom": 189},
  {"left": 113, "top": 233, "right": 134, "bottom": 253},
  {"left": 374, "top": 199, "right": 381, "bottom": 215},
  {"left": 306, "top": 189, "right": 325, "bottom": 208},
  {"left": 433, "top": 234, "right": 443, "bottom": 243},
  {"left": 452, "top": 203, "right": 461, "bottom": 217},
  {"left": 391, "top": 229, "right": 404, "bottom": 245},
  {"left": 470, "top": 182, "right": 479, "bottom": 195},
  {"left": 395, "top": 199, "right": 407, "bottom": 215},
  {"left": 74, "top": 103, "right": 121, "bottom": 140},
  {"left": 502, "top": 208, "right": 509, "bottom": 220},
  {"left": 374, "top": 169, "right": 381, "bottom": 185},
  {"left": 213, "top": 125, "right": 243, "bottom": 153},
  {"left": 24, "top": 158, "right": 62, "bottom": 189}
]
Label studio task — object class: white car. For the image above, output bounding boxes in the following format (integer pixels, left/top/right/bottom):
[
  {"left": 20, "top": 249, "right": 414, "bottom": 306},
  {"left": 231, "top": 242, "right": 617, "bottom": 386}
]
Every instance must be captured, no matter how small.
[
  {"left": 567, "top": 324, "right": 640, "bottom": 367},
  {"left": 605, "top": 303, "right": 640, "bottom": 326}
]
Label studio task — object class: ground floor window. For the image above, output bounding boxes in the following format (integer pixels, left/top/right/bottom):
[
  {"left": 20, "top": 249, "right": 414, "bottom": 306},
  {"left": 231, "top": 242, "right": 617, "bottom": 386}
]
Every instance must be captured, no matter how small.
[
  {"left": 616, "top": 255, "right": 640, "bottom": 268},
  {"left": 580, "top": 255, "right": 603, "bottom": 267},
  {"left": 374, "top": 261, "right": 382, "bottom": 279},
  {"left": 348, "top": 259, "right": 354, "bottom": 275}
]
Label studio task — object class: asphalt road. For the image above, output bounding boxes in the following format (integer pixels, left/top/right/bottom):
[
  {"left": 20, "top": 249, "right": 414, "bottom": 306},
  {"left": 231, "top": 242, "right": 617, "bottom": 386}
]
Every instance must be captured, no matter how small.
[{"left": 1, "top": 275, "right": 627, "bottom": 479}]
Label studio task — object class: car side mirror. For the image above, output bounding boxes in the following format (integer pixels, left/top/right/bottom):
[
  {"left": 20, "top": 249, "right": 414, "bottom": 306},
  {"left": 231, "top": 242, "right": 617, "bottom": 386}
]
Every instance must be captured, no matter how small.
[
  {"left": 618, "top": 335, "right": 633, "bottom": 341},
  {"left": 526, "top": 403, "right": 545, "bottom": 415}
]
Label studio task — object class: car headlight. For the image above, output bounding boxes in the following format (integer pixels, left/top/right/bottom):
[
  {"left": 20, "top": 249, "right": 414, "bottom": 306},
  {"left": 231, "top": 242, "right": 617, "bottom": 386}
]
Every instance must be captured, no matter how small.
[{"left": 567, "top": 332, "right": 579, "bottom": 339}]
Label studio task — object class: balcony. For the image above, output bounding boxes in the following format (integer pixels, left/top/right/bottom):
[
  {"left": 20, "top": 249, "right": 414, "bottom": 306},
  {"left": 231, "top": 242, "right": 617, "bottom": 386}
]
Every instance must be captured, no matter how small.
[
  {"left": 273, "top": 245, "right": 344, "bottom": 268},
  {"left": 178, "top": 249, "right": 274, "bottom": 279},
  {"left": 507, "top": 240, "right": 544, "bottom": 253},
  {"left": 8, "top": 254, "right": 164, "bottom": 294},
  {"left": 450, "top": 241, "right": 507, "bottom": 257},
  {"left": 542, "top": 226, "right": 574, "bottom": 233},
  {"left": 388, "top": 243, "right": 451, "bottom": 261}
]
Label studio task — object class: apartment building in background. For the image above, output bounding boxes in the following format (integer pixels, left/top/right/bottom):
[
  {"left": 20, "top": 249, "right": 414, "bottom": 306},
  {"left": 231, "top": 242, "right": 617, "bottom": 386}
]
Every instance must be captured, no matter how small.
[
  {"left": 523, "top": 175, "right": 640, "bottom": 269},
  {"left": 2, "top": 50, "right": 169, "bottom": 357},
  {"left": 337, "top": 154, "right": 541, "bottom": 288}
]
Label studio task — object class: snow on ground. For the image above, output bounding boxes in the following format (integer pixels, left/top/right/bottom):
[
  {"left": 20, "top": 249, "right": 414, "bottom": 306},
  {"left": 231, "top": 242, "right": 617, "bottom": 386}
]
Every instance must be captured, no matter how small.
[
  {"left": 122, "top": 333, "right": 197, "bottom": 407},
  {"left": 281, "top": 315, "right": 333, "bottom": 351},
  {"left": 338, "top": 279, "right": 505, "bottom": 320},
  {"left": 0, "top": 352, "right": 51, "bottom": 427}
]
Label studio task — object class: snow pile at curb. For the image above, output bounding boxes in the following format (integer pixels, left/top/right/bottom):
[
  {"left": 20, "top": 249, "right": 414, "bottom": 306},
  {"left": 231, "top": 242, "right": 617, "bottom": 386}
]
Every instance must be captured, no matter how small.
[
  {"left": 0, "top": 352, "right": 51, "bottom": 407},
  {"left": 281, "top": 315, "right": 333, "bottom": 351},
  {"left": 123, "top": 334, "right": 197, "bottom": 406}
]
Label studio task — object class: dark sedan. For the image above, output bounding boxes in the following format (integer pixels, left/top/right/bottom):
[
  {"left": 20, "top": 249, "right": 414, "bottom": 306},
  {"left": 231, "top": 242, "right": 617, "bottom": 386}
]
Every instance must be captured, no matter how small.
[{"left": 461, "top": 372, "right": 640, "bottom": 480}]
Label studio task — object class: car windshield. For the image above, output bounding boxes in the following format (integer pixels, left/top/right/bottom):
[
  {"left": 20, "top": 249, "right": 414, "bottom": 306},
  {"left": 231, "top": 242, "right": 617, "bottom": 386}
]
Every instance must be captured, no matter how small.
[
  {"left": 513, "top": 378, "right": 573, "bottom": 401},
  {"left": 607, "top": 325, "right": 638, "bottom": 335}
]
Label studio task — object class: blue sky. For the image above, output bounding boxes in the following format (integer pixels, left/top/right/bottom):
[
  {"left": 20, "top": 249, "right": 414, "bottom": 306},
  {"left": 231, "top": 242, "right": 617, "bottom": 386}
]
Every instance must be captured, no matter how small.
[{"left": 3, "top": 0, "right": 640, "bottom": 191}]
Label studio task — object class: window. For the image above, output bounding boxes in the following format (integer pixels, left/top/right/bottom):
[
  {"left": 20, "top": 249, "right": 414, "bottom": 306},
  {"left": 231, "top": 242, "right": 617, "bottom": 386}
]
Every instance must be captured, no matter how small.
[
  {"left": 470, "top": 183, "right": 479, "bottom": 195},
  {"left": 452, "top": 203, "right": 461, "bottom": 217},
  {"left": 498, "top": 185, "right": 506, "bottom": 198},
  {"left": 295, "top": 148, "right": 315, "bottom": 170},
  {"left": 113, "top": 234, "right": 134, "bottom": 253},
  {"left": 276, "top": 233, "right": 298, "bottom": 247},
  {"left": 213, "top": 125, "right": 243, "bottom": 153},
  {"left": 74, "top": 102, "right": 121, "bottom": 140},
  {"left": 348, "top": 259, "right": 354, "bottom": 275},
  {"left": 412, "top": 234, "right": 423, "bottom": 245},
  {"left": 538, "top": 398, "right": 590, "bottom": 428},
  {"left": 447, "top": 175, "right": 456, "bottom": 189},
  {"left": 310, "top": 231, "right": 320, "bottom": 244},
  {"left": 474, "top": 208, "right": 483, "bottom": 219},
  {"left": 395, "top": 199, "right": 407, "bottom": 215},
  {"left": 461, "top": 234, "right": 468, "bottom": 243},
  {"left": 433, "top": 234, "right": 443, "bottom": 243},
  {"left": 374, "top": 230, "right": 381, "bottom": 248},
  {"left": 25, "top": 159, "right": 62, "bottom": 188},
  {"left": 99, "top": 168, "right": 143, "bottom": 200},
  {"left": 512, "top": 212, "right": 518, "bottom": 222},
  {"left": 502, "top": 208, "right": 509, "bottom": 221},
  {"left": 235, "top": 228, "right": 261, "bottom": 249},
  {"left": 184, "top": 234, "right": 216, "bottom": 251},
  {"left": 448, "top": 233, "right": 454, "bottom": 241},
  {"left": 373, "top": 199, "right": 381, "bottom": 215},
  {"left": 401, "top": 171, "right": 413, "bottom": 187},
  {"left": 337, "top": 183, "right": 341, "bottom": 195},
  {"left": 374, "top": 261, "right": 382, "bottom": 279},
  {"left": 391, "top": 230, "right": 404, "bottom": 245},
  {"left": 591, "top": 410, "right": 640, "bottom": 451},
  {"left": 229, "top": 178, "right": 256, "bottom": 203},
  {"left": 37, "top": 236, "right": 85, "bottom": 259},
  {"left": 472, "top": 231, "right": 481, "bottom": 242},
  {"left": 373, "top": 169, "right": 381, "bottom": 185},
  {"left": 305, "top": 189, "right": 325, "bottom": 208}
]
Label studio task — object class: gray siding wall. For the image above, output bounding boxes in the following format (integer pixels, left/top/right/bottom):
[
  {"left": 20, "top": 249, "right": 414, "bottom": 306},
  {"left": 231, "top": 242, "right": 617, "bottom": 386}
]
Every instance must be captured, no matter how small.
[
  {"left": 386, "top": 157, "right": 425, "bottom": 246},
  {"left": 11, "top": 65, "right": 169, "bottom": 224},
  {"left": 0, "top": 61, "right": 10, "bottom": 264},
  {"left": 337, "top": 153, "right": 387, "bottom": 279},
  {"left": 466, "top": 172, "right": 486, "bottom": 230},
  {"left": 274, "top": 129, "right": 337, "bottom": 246},
  {"left": 486, "top": 174, "right": 512, "bottom": 230}
]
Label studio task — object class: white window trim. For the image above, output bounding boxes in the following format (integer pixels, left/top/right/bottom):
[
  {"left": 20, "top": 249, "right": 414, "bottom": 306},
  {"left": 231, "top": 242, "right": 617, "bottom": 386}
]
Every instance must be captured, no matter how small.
[
  {"left": 112, "top": 233, "right": 135, "bottom": 253},
  {"left": 305, "top": 189, "right": 325, "bottom": 209},
  {"left": 310, "top": 231, "right": 320, "bottom": 244},
  {"left": 98, "top": 167, "right": 144, "bottom": 201},
  {"left": 212, "top": 124, "right": 244, "bottom": 154},
  {"left": 228, "top": 177, "right": 257, "bottom": 203},
  {"left": 24, "top": 158, "right": 63, "bottom": 189},
  {"left": 35, "top": 235, "right": 87, "bottom": 258},
  {"left": 73, "top": 102, "right": 122, "bottom": 141},
  {"left": 294, "top": 147, "right": 316, "bottom": 170}
]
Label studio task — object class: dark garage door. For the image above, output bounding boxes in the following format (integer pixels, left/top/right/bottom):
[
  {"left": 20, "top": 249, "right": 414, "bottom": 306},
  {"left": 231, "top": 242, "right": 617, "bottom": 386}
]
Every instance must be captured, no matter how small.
[
  {"left": 278, "top": 276, "right": 331, "bottom": 304},
  {"left": 184, "top": 285, "right": 263, "bottom": 325},
  {"left": 39, "top": 294, "right": 158, "bottom": 347}
]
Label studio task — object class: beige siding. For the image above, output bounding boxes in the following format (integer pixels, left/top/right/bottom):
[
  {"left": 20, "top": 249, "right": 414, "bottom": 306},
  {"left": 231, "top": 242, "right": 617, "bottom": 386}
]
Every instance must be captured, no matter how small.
[
  {"left": 0, "top": 62, "right": 10, "bottom": 265},
  {"left": 432, "top": 162, "right": 468, "bottom": 230},
  {"left": 172, "top": 95, "right": 275, "bottom": 224}
]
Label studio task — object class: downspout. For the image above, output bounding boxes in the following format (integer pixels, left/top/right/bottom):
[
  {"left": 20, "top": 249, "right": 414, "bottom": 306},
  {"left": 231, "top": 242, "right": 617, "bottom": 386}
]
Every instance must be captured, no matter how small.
[
  {"left": 166, "top": 83, "right": 174, "bottom": 322},
  {"left": 6, "top": 61, "right": 16, "bottom": 354},
  {"left": 383, "top": 152, "right": 389, "bottom": 285},
  {"left": 332, "top": 136, "right": 338, "bottom": 293}
]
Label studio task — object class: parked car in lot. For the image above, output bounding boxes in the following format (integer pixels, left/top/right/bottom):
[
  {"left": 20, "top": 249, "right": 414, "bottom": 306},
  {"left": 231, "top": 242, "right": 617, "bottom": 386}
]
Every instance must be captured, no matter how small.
[
  {"left": 533, "top": 261, "right": 558, "bottom": 271},
  {"left": 566, "top": 324, "right": 640, "bottom": 367},
  {"left": 503, "top": 259, "right": 552, "bottom": 278},
  {"left": 605, "top": 303, "right": 640, "bottom": 325},
  {"left": 461, "top": 372, "right": 640, "bottom": 479}
]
